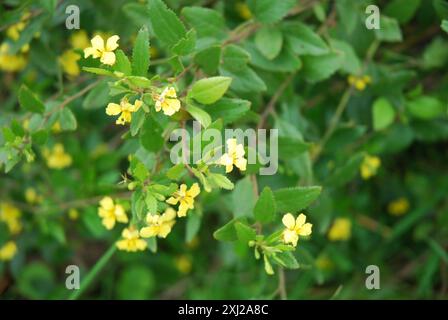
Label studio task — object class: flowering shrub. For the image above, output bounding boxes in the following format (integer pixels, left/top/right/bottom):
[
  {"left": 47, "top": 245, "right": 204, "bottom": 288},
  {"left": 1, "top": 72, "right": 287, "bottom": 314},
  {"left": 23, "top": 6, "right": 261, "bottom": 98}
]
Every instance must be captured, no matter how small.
[{"left": 1, "top": 0, "right": 448, "bottom": 300}]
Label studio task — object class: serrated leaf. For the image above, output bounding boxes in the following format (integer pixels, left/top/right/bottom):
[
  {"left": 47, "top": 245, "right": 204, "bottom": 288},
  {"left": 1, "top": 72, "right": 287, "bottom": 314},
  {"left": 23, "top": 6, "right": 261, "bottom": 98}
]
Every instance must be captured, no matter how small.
[
  {"left": 283, "top": 21, "right": 329, "bottom": 56},
  {"left": 147, "top": 0, "right": 187, "bottom": 49},
  {"left": 208, "top": 173, "right": 234, "bottom": 190},
  {"left": 132, "top": 27, "right": 150, "bottom": 76},
  {"left": 274, "top": 186, "right": 321, "bottom": 213},
  {"left": 182, "top": 6, "right": 228, "bottom": 40},
  {"left": 213, "top": 218, "right": 238, "bottom": 241},
  {"left": 114, "top": 50, "right": 132, "bottom": 76},
  {"left": 235, "top": 221, "right": 256, "bottom": 244},
  {"left": 207, "top": 98, "right": 251, "bottom": 124},
  {"left": 273, "top": 251, "right": 300, "bottom": 269},
  {"left": 194, "top": 46, "right": 221, "bottom": 75},
  {"left": 254, "top": 187, "right": 276, "bottom": 223},
  {"left": 302, "top": 52, "right": 342, "bottom": 82},
  {"left": 374, "top": 16, "right": 403, "bottom": 42},
  {"left": 247, "top": 0, "right": 296, "bottom": 24}
]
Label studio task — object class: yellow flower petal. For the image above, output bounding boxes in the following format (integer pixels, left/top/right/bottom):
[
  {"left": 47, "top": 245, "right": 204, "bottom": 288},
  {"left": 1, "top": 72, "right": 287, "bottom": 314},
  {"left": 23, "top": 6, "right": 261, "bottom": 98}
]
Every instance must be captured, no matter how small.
[
  {"left": 282, "top": 213, "right": 295, "bottom": 229},
  {"left": 90, "top": 35, "right": 105, "bottom": 51},
  {"left": 100, "top": 51, "right": 116, "bottom": 66},
  {"left": 106, "top": 35, "right": 120, "bottom": 51},
  {"left": 106, "top": 103, "right": 122, "bottom": 116}
]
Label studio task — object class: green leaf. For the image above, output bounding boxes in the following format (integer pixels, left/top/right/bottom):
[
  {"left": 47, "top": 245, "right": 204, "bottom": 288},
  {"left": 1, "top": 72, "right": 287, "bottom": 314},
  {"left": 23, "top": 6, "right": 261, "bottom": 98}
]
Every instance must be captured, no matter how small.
[
  {"left": 235, "top": 221, "right": 257, "bottom": 244},
  {"left": 245, "top": 42, "right": 302, "bottom": 72},
  {"left": 247, "top": 0, "right": 296, "bottom": 24},
  {"left": 273, "top": 251, "right": 300, "bottom": 269},
  {"left": 130, "top": 108, "right": 146, "bottom": 136},
  {"left": 190, "top": 76, "right": 232, "bottom": 105},
  {"left": 422, "top": 37, "right": 448, "bottom": 69},
  {"left": 255, "top": 26, "right": 283, "bottom": 60},
  {"left": 18, "top": 85, "right": 45, "bottom": 114},
  {"left": 220, "top": 66, "right": 266, "bottom": 93},
  {"left": 59, "top": 108, "right": 77, "bottom": 131},
  {"left": 166, "top": 164, "right": 186, "bottom": 180},
  {"left": 186, "top": 104, "right": 212, "bottom": 128},
  {"left": 140, "top": 116, "right": 164, "bottom": 152},
  {"left": 302, "top": 52, "right": 342, "bottom": 82},
  {"left": 283, "top": 21, "right": 329, "bottom": 56},
  {"left": 114, "top": 50, "right": 132, "bottom": 76},
  {"left": 172, "top": 29, "right": 196, "bottom": 56},
  {"left": 132, "top": 27, "right": 150, "bottom": 77},
  {"left": 82, "top": 67, "right": 116, "bottom": 77},
  {"left": 207, "top": 98, "right": 251, "bottom": 124},
  {"left": 254, "top": 186, "right": 276, "bottom": 223},
  {"left": 274, "top": 186, "right": 322, "bottom": 213},
  {"left": 82, "top": 81, "right": 109, "bottom": 110},
  {"left": 145, "top": 192, "right": 157, "bottom": 214},
  {"left": 406, "top": 96, "right": 445, "bottom": 120},
  {"left": 278, "top": 136, "right": 310, "bottom": 157},
  {"left": 232, "top": 176, "right": 256, "bottom": 218},
  {"left": 372, "top": 97, "right": 396, "bottom": 131},
  {"left": 186, "top": 212, "right": 201, "bottom": 242},
  {"left": 374, "top": 16, "right": 403, "bottom": 42},
  {"left": 194, "top": 46, "right": 221, "bottom": 75},
  {"left": 213, "top": 218, "right": 238, "bottom": 241},
  {"left": 221, "top": 45, "right": 250, "bottom": 72},
  {"left": 182, "top": 7, "right": 228, "bottom": 40},
  {"left": 442, "top": 20, "right": 448, "bottom": 33},
  {"left": 329, "top": 39, "right": 361, "bottom": 74},
  {"left": 208, "top": 173, "right": 234, "bottom": 190},
  {"left": 147, "top": 0, "right": 187, "bottom": 49},
  {"left": 325, "top": 153, "right": 365, "bottom": 187},
  {"left": 31, "top": 130, "right": 48, "bottom": 145},
  {"left": 384, "top": 0, "right": 421, "bottom": 24}
]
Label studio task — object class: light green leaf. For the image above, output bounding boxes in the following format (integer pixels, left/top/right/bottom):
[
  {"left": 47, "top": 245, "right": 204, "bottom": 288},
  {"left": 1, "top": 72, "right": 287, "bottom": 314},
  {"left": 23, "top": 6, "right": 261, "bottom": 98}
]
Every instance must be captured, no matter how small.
[
  {"left": 194, "top": 46, "right": 221, "bottom": 75},
  {"left": 208, "top": 173, "right": 234, "bottom": 190},
  {"left": 235, "top": 221, "right": 257, "bottom": 244},
  {"left": 182, "top": 6, "right": 228, "bottom": 40},
  {"left": 375, "top": 16, "right": 403, "bottom": 42},
  {"left": 207, "top": 98, "right": 251, "bottom": 124},
  {"left": 186, "top": 212, "right": 201, "bottom": 242},
  {"left": 114, "top": 50, "right": 132, "bottom": 76},
  {"left": 255, "top": 26, "right": 283, "bottom": 60},
  {"left": 190, "top": 76, "right": 232, "bottom": 105},
  {"left": 213, "top": 218, "right": 238, "bottom": 241},
  {"left": 406, "top": 96, "right": 445, "bottom": 120},
  {"left": 283, "top": 21, "right": 329, "bottom": 56},
  {"left": 186, "top": 104, "right": 212, "bottom": 128},
  {"left": 273, "top": 251, "right": 300, "bottom": 269},
  {"left": 232, "top": 176, "right": 256, "bottom": 218},
  {"left": 172, "top": 29, "right": 196, "bottom": 56},
  {"left": 302, "top": 52, "right": 342, "bottom": 82},
  {"left": 373, "top": 97, "right": 396, "bottom": 131}
]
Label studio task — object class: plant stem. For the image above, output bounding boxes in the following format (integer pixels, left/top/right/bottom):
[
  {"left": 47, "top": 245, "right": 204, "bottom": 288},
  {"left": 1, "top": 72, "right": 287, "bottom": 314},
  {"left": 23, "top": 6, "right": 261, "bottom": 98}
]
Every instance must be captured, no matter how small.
[
  {"left": 68, "top": 243, "right": 117, "bottom": 300},
  {"left": 278, "top": 267, "right": 287, "bottom": 300}
]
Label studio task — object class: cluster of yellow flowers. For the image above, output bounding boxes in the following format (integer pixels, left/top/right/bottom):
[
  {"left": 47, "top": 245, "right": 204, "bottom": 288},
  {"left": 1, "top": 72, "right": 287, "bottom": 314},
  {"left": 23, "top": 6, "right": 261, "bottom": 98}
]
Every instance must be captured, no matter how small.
[
  {"left": 0, "top": 13, "right": 31, "bottom": 72},
  {"left": 348, "top": 74, "right": 372, "bottom": 91},
  {"left": 84, "top": 34, "right": 120, "bottom": 66},
  {"left": 42, "top": 143, "right": 72, "bottom": 169},
  {"left": 98, "top": 183, "right": 201, "bottom": 252},
  {"left": 360, "top": 155, "right": 381, "bottom": 180},
  {"left": 0, "top": 203, "right": 22, "bottom": 262}
]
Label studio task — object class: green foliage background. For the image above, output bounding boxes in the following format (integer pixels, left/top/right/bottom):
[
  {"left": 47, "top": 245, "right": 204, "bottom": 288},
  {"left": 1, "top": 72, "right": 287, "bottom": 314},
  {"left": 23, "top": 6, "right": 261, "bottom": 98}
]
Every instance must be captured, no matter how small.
[{"left": 1, "top": 0, "right": 448, "bottom": 299}]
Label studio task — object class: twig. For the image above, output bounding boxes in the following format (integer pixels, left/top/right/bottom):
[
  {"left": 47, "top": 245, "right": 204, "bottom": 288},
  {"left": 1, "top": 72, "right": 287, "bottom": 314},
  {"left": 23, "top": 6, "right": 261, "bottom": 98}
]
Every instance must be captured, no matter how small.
[{"left": 277, "top": 267, "right": 287, "bottom": 300}]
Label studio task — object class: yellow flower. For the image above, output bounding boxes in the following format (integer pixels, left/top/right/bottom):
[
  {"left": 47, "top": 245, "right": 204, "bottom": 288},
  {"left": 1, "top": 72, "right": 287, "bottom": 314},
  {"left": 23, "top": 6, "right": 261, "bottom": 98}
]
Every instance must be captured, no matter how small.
[
  {"left": 388, "top": 197, "right": 410, "bottom": 216},
  {"left": 360, "top": 155, "right": 381, "bottom": 180},
  {"left": 59, "top": 50, "right": 81, "bottom": 77},
  {"left": 116, "top": 227, "right": 147, "bottom": 252},
  {"left": 70, "top": 30, "right": 90, "bottom": 49},
  {"left": 328, "top": 218, "right": 352, "bottom": 241},
  {"left": 175, "top": 255, "right": 193, "bottom": 274},
  {"left": 0, "top": 43, "right": 27, "bottom": 72},
  {"left": 282, "top": 213, "right": 312, "bottom": 247},
  {"left": 25, "top": 187, "right": 43, "bottom": 204},
  {"left": 235, "top": 2, "right": 252, "bottom": 20},
  {"left": 140, "top": 207, "right": 176, "bottom": 238},
  {"left": 0, "top": 241, "right": 18, "bottom": 261},
  {"left": 106, "top": 99, "right": 142, "bottom": 125},
  {"left": 43, "top": 143, "right": 72, "bottom": 169},
  {"left": 6, "top": 21, "right": 27, "bottom": 41},
  {"left": 84, "top": 34, "right": 120, "bottom": 66},
  {"left": 51, "top": 121, "right": 62, "bottom": 133},
  {"left": 68, "top": 208, "right": 79, "bottom": 220},
  {"left": 0, "top": 202, "right": 22, "bottom": 235},
  {"left": 98, "top": 196, "right": 128, "bottom": 230},
  {"left": 219, "top": 138, "right": 247, "bottom": 173},
  {"left": 166, "top": 183, "right": 200, "bottom": 217},
  {"left": 348, "top": 75, "right": 372, "bottom": 91},
  {"left": 153, "top": 86, "right": 181, "bottom": 116}
]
